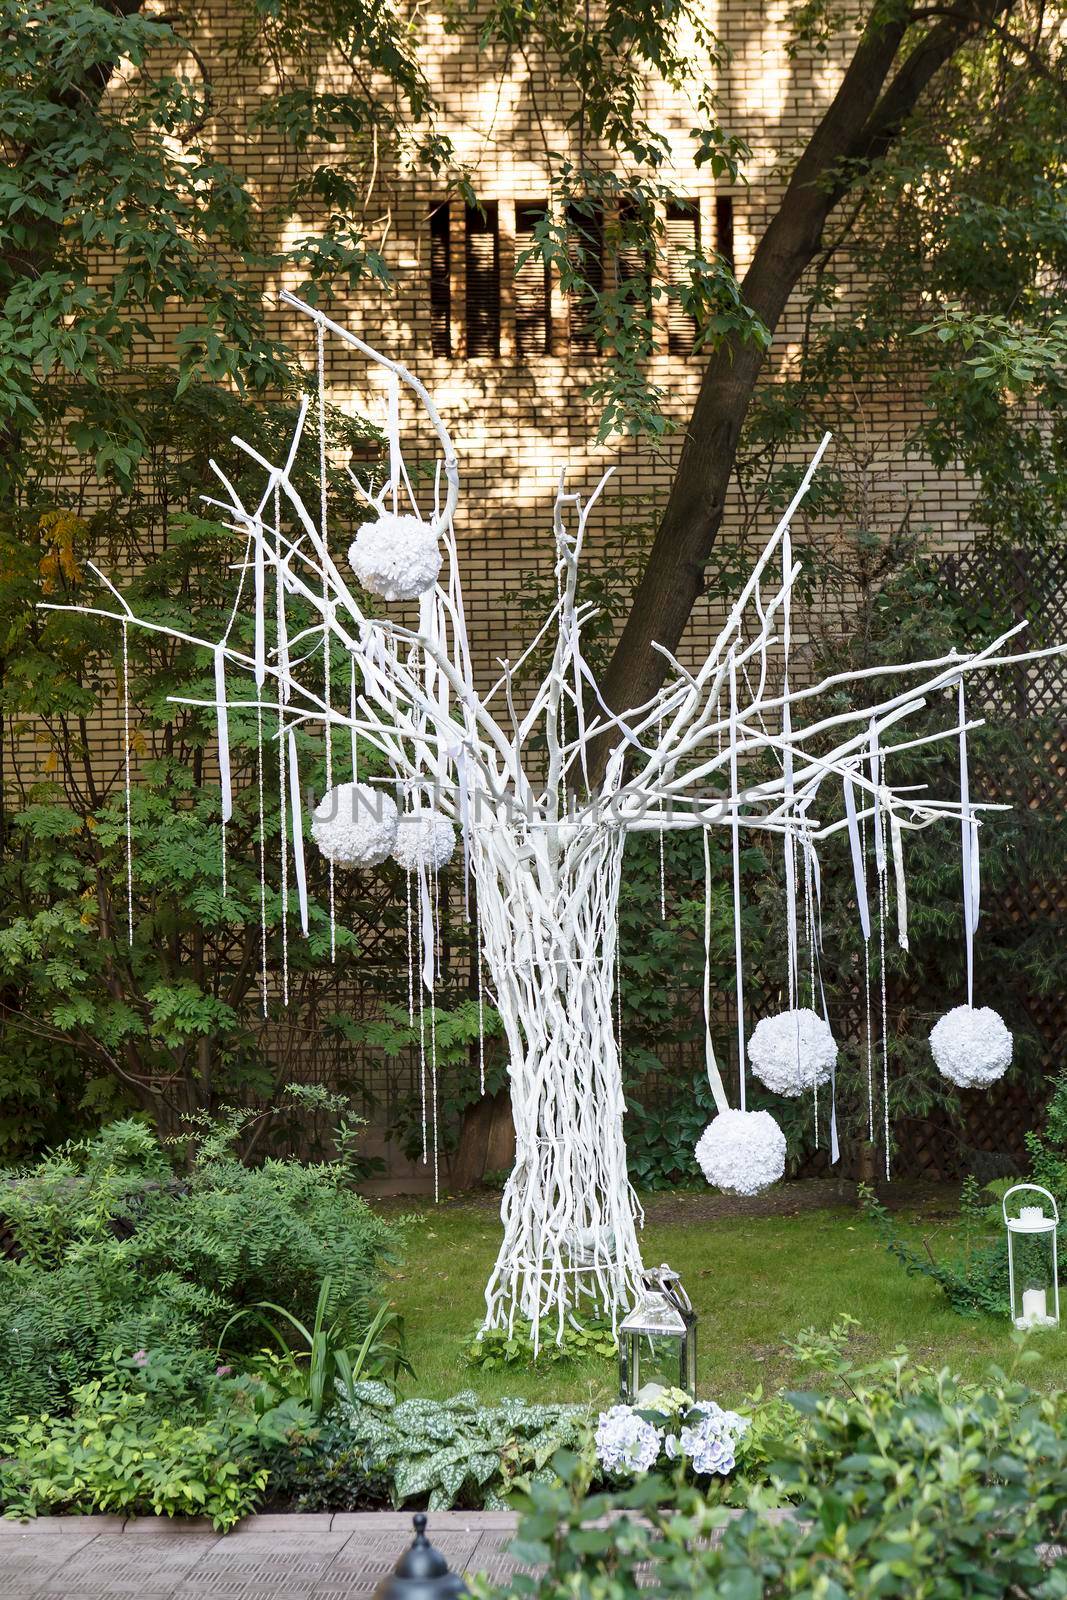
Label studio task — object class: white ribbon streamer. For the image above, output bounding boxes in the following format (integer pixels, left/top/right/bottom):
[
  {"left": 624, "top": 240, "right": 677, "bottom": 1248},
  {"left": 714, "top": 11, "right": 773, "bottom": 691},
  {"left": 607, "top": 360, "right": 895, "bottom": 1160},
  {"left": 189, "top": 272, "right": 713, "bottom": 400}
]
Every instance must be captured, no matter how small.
[
  {"left": 729, "top": 650, "right": 746, "bottom": 1112},
  {"left": 703, "top": 827, "right": 730, "bottom": 1116},
  {"left": 215, "top": 644, "right": 232, "bottom": 827},
  {"left": 804, "top": 835, "right": 840, "bottom": 1164},
  {"left": 843, "top": 773, "right": 871, "bottom": 940},
  {"left": 417, "top": 856, "right": 436, "bottom": 990},
  {"left": 889, "top": 812, "right": 909, "bottom": 951},
  {"left": 959, "top": 677, "right": 978, "bottom": 1003},
  {"left": 253, "top": 526, "right": 266, "bottom": 688},
  {"left": 288, "top": 729, "right": 309, "bottom": 937}
]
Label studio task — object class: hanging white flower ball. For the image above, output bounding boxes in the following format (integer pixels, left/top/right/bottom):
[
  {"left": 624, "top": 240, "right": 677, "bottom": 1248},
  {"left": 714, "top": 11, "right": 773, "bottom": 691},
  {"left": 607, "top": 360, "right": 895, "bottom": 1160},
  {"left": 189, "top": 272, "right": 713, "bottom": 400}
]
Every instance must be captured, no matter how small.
[
  {"left": 748, "top": 1007, "right": 837, "bottom": 1098},
  {"left": 310, "top": 782, "right": 398, "bottom": 869},
  {"left": 392, "top": 808, "right": 457, "bottom": 872},
  {"left": 348, "top": 512, "right": 442, "bottom": 601},
  {"left": 929, "top": 1004, "right": 1013, "bottom": 1088},
  {"left": 695, "top": 1109, "right": 786, "bottom": 1197}
]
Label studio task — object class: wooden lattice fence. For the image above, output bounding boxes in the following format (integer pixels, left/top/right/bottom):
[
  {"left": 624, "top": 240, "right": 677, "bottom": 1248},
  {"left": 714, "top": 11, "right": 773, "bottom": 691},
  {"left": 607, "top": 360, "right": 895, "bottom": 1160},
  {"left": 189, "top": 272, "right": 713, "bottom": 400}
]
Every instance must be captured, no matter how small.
[{"left": 283, "top": 544, "right": 1067, "bottom": 1189}]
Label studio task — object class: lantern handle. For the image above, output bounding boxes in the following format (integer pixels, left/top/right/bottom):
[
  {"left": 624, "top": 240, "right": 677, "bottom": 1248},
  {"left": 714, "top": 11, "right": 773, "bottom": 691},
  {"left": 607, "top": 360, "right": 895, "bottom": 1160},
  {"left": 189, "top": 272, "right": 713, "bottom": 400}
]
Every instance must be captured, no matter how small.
[
  {"left": 1002, "top": 1182, "right": 1059, "bottom": 1226},
  {"left": 650, "top": 1263, "right": 693, "bottom": 1317}
]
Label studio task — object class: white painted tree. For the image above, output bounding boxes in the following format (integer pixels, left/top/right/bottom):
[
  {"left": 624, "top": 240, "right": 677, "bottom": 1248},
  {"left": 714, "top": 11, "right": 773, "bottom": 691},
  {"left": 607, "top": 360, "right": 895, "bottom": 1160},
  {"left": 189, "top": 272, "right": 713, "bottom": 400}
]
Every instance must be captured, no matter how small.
[{"left": 53, "top": 298, "right": 1065, "bottom": 1346}]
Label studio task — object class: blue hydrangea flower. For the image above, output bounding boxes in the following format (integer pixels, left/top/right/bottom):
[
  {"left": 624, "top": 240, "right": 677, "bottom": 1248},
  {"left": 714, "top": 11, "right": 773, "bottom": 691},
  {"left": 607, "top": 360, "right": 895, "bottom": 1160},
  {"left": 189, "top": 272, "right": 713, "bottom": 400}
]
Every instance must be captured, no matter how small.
[{"left": 594, "top": 1405, "right": 663, "bottom": 1476}]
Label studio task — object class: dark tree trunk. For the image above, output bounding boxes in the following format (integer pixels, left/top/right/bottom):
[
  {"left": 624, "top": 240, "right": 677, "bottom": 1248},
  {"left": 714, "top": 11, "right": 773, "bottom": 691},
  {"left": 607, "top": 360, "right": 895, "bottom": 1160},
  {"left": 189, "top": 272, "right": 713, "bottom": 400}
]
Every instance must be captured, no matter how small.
[{"left": 599, "top": 1, "right": 1015, "bottom": 728}]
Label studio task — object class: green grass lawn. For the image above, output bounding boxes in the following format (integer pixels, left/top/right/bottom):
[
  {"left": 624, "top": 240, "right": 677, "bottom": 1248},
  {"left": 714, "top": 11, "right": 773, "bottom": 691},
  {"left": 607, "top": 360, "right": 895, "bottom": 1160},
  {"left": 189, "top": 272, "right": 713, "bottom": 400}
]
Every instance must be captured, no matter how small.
[{"left": 386, "top": 1193, "right": 1067, "bottom": 1406}]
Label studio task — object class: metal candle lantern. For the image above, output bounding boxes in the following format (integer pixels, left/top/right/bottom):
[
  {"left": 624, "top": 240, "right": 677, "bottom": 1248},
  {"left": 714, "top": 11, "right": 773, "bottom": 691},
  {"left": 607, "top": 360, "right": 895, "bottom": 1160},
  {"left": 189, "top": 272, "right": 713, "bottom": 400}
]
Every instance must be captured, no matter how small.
[
  {"left": 373, "top": 1514, "right": 468, "bottom": 1600},
  {"left": 1003, "top": 1183, "right": 1060, "bottom": 1330},
  {"left": 618, "top": 1263, "right": 697, "bottom": 1404}
]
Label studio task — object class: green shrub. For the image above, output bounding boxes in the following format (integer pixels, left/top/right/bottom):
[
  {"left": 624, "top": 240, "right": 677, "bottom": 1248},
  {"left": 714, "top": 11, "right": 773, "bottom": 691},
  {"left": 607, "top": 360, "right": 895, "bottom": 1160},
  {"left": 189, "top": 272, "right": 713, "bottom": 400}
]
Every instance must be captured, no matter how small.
[
  {"left": 1028, "top": 1069, "right": 1067, "bottom": 1207},
  {"left": 268, "top": 1383, "right": 592, "bottom": 1512},
  {"left": 476, "top": 1353, "right": 1067, "bottom": 1600},
  {"left": 466, "top": 1319, "right": 617, "bottom": 1371},
  {"left": 0, "top": 1117, "right": 399, "bottom": 1421},
  {"left": 0, "top": 1379, "right": 305, "bottom": 1530},
  {"left": 225, "top": 1280, "right": 411, "bottom": 1418},
  {"left": 867, "top": 1074, "right": 1067, "bottom": 1318}
]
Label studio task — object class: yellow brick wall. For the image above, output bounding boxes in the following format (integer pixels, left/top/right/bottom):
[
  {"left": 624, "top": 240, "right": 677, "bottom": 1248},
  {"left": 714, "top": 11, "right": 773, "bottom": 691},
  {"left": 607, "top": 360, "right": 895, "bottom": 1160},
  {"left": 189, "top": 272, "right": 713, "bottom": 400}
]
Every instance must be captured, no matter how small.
[{"left": 107, "top": 0, "right": 979, "bottom": 694}]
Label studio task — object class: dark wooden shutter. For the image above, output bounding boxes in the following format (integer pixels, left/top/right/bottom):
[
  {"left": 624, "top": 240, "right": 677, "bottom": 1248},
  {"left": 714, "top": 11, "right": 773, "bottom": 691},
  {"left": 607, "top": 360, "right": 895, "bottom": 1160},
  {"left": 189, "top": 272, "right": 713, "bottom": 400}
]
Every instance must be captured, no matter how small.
[
  {"left": 617, "top": 199, "right": 653, "bottom": 338},
  {"left": 716, "top": 195, "right": 735, "bottom": 274},
  {"left": 429, "top": 203, "right": 451, "bottom": 358},
  {"left": 514, "top": 202, "right": 551, "bottom": 357},
  {"left": 465, "top": 201, "right": 500, "bottom": 358},
  {"left": 566, "top": 203, "right": 603, "bottom": 357},
  {"left": 666, "top": 200, "right": 700, "bottom": 356}
]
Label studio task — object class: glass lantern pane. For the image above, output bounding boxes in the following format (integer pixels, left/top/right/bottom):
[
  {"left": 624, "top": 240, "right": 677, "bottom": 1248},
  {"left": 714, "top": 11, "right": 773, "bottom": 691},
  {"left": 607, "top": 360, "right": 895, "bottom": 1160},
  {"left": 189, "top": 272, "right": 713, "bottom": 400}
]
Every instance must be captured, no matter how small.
[
  {"left": 632, "top": 1332, "right": 682, "bottom": 1398},
  {"left": 1012, "top": 1233, "right": 1059, "bottom": 1328}
]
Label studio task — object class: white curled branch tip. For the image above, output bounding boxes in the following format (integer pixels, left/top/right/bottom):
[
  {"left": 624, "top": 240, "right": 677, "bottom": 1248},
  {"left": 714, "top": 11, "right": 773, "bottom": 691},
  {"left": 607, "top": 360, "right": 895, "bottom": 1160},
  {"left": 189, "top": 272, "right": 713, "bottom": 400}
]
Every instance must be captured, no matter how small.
[{"left": 278, "top": 290, "right": 460, "bottom": 538}]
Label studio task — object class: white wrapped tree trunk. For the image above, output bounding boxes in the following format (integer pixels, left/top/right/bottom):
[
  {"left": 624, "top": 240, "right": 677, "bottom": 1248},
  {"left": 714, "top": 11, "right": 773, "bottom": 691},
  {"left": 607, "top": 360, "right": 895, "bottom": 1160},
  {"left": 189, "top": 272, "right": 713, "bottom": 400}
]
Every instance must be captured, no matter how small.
[{"left": 475, "top": 821, "right": 643, "bottom": 1340}]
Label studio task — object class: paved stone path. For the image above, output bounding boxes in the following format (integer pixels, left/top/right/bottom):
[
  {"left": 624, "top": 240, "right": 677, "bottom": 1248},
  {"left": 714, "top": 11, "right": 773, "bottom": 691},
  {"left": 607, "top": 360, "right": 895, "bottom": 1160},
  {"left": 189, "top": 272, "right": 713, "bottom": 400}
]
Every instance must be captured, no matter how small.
[
  {"left": 4, "top": 1510, "right": 1059, "bottom": 1596},
  {"left": 0, "top": 1512, "right": 524, "bottom": 1599}
]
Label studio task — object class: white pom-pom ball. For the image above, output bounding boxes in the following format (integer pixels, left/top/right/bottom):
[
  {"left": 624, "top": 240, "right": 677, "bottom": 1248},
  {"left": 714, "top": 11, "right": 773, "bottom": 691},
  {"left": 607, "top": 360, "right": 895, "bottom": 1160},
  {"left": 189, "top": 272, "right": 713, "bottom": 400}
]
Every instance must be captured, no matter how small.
[
  {"left": 348, "top": 512, "right": 441, "bottom": 601},
  {"left": 929, "top": 1004, "right": 1012, "bottom": 1088},
  {"left": 310, "top": 782, "right": 398, "bottom": 869},
  {"left": 392, "top": 809, "right": 456, "bottom": 872},
  {"left": 695, "top": 1109, "right": 786, "bottom": 1197},
  {"left": 748, "top": 1007, "right": 837, "bottom": 1098}
]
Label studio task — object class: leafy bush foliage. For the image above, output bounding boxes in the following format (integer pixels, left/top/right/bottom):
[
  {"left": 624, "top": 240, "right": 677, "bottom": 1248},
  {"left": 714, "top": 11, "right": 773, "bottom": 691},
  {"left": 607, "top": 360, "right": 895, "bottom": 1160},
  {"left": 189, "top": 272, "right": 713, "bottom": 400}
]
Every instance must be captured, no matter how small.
[
  {"left": 467, "top": 1319, "right": 617, "bottom": 1371},
  {"left": 1028, "top": 1069, "right": 1067, "bottom": 1206},
  {"left": 222, "top": 1278, "right": 411, "bottom": 1419},
  {"left": 268, "top": 1382, "right": 592, "bottom": 1512},
  {"left": 868, "top": 1073, "right": 1067, "bottom": 1317},
  {"left": 476, "top": 1350, "right": 1067, "bottom": 1600},
  {"left": 0, "top": 1117, "right": 398, "bottom": 1421},
  {"left": 0, "top": 1380, "right": 291, "bottom": 1530}
]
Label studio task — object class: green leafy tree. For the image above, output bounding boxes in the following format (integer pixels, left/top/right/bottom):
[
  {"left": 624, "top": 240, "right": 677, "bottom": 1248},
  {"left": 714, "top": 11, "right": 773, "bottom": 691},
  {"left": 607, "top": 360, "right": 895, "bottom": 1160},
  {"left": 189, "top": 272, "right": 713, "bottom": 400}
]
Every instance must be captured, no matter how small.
[
  {"left": 457, "top": 1, "right": 1066, "bottom": 724},
  {"left": 0, "top": 0, "right": 437, "bottom": 484}
]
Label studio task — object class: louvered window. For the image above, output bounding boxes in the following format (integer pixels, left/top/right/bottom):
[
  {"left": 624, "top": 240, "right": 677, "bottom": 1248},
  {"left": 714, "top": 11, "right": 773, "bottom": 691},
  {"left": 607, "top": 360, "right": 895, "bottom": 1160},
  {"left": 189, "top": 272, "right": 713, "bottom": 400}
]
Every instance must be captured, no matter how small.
[
  {"left": 617, "top": 199, "right": 653, "bottom": 326},
  {"left": 665, "top": 200, "right": 700, "bottom": 356},
  {"left": 566, "top": 203, "right": 603, "bottom": 357},
  {"left": 716, "top": 194, "right": 735, "bottom": 273},
  {"left": 465, "top": 201, "right": 500, "bottom": 358},
  {"left": 514, "top": 201, "right": 551, "bottom": 357},
  {"left": 429, "top": 203, "right": 452, "bottom": 358}
]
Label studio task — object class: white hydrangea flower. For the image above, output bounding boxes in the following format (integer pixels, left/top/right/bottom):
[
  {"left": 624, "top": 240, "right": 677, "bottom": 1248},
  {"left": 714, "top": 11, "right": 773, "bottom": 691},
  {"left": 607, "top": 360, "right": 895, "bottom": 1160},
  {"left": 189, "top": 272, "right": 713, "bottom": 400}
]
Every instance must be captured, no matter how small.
[
  {"left": 594, "top": 1405, "right": 663, "bottom": 1476},
  {"left": 310, "top": 782, "right": 398, "bottom": 868},
  {"left": 929, "top": 1004, "right": 1012, "bottom": 1088},
  {"left": 668, "top": 1400, "right": 748, "bottom": 1477},
  {"left": 348, "top": 512, "right": 442, "bottom": 602},
  {"left": 748, "top": 1007, "right": 837, "bottom": 1097},
  {"left": 695, "top": 1108, "right": 786, "bottom": 1196},
  {"left": 392, "top": 808, "right": 456, "bottom": 871}
]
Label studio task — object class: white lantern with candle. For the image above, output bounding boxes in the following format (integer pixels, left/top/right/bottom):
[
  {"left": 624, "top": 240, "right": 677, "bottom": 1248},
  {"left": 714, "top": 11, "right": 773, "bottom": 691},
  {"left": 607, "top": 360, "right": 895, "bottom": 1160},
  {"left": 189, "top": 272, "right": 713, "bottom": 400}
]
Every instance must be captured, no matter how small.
[{"left": 1002, "top": 1184, "right": 1060, "bottom": 1330}]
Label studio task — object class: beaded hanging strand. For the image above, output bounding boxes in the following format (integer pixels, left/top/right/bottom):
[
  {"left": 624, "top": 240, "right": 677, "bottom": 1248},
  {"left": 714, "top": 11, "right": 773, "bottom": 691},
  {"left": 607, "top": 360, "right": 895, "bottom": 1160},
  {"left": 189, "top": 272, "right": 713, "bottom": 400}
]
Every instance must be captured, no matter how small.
[
  {"left": 475, "top": 889, "right": 486, "bottom": 1096},
  {"left": 804, "top": 837, "right": 819, "bottom": 1144},
  {"left": 317, "top": 317, "right": 337, "bottom": 963},
  {"left": 616, "top": 899, "right": 623, "bottom": 1066},
  {"left": 417, "top": 867, "right": 427, "bottom": 1166},
  {"left": 657, "top": 714, "right": 666, "bottom": 920},
  {"left": 256, "top": 702, "right": 268, "bottom": 1017},
  {"left": 121, "top": 619, "right": 134, "bottom": 945},
  {"left": 874, "top": 750, "right": 891, "bottom": 1180},
  {"left": 275, "top": 482, "right": 289, "bottom": 1007},
  {"left": 431, "top": 855, "right": 442, "bottom": 1202},
  {"left": 780, "top": 521, "right": 802, "bottom": 1091},
  {"left": 406, "top": 868, "right": 415, "bottom": 1025},
  {"left": 857, "top": 809, "right": 874, "bottom": 1142}
]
